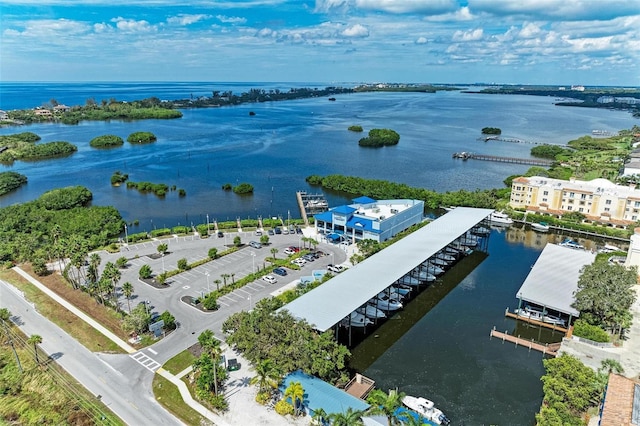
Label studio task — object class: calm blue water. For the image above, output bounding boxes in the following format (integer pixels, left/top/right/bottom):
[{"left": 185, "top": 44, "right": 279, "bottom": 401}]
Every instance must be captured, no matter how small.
[{"left": 1, "top": 83, "right": 636, "bottom": 233}]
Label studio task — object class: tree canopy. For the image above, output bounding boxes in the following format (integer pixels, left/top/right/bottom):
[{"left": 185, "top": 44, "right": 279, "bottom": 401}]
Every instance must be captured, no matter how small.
[
  {"left": 572, "top": 261, "right": 637, "bottom": 334},
  {"left": 127, "top": 131, "right": 157, "bottom": 144},
  {"left": 358, "top": 128, "right": 400, "bottom": 147},
  {"left": 0, "top": 171, "right": 28, "bottom": 196},
  {"left": 89, "top": 134, "right": 124, "bottom": 148}
]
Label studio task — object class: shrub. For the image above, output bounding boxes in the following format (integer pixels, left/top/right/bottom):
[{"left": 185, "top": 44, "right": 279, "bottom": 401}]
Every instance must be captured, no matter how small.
[
  {"left": 110, "top": 171, "right": 129, "bottom": 185},
  {"left": 201, "top": 293, "right": 219, "bottom": 310},
  {"left": 348, "top": 125, "right": 363, "bottom": 132},
  {"left": 178, "top": 188, "right": 186, "bottom": 197},
  {"left": 233, "top": 236, "right": 242, "bottom": 247},
  {"left": 305, "top": 175, "right": 323, "bottom": 185},
  {"left": 208, "top": 248, "right": 218, "bottom": 259},
  {"left": 255, "top": 391, "right": 271, "bottom": 405},
  {"left": 177, "top": 258, "right": 189, "bottom": 271},
  {"left": 151, "top": 228, "right": 171, "bottom": 237},
  {"left": 481, "top": 127, "right": 502, "bottom": 135},
  {"left": 222, "top": 183, "right": 232, "bottom": 191},
  {"left": 572, "top": 319, "right": 610, "bottom": 343},
  {"left": 90, "top": 134, "right": 124, "bottom": 148},
  {"left": 32, "top": 258, "right": 49, "bottom": 276},
  {"left": 275, "top": 400, "right": 294, "bottom": 416},
  {"left": 159, "top": 310, "right": 176, "bottom": 330}
]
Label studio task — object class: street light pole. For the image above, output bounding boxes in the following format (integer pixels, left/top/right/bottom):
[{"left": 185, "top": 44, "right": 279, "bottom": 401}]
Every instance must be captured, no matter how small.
[
  {"left": 161, "top": 253, "right": 165, "bottom": 272},
  {"left": 248, "top": 295, "right": 252, "bottom": 311},
  {"left": 205, "top": 272, "right": 210, "bottom": 293},
  {"left": 251, "top": 252, "right": 256, "bottom": 274},
  {"left": 124, "top": 223, "right": 128, "bottom": 246},
  {"left": 206, "top": 214, "right": 210, "bottom": 236}
]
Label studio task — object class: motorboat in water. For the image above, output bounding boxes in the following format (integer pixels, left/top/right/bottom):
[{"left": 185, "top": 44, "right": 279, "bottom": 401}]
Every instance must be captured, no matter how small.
[
  {"left": 430, "top": 257, "right": 449, "bottom": 267},
  {"left": 422, "top": 261, "right": 445, "bottom": 275},
  {"left": 489, "top": 211, "right": 513, "bottom": 225},
  {"left": 515, "top": 306, "right": 545, "bottom": 322},
  {"left": 372, "top": 294, "right": 403, "bottom": 311},
  {"left": 436, "top": 252, "right": 456, "bottom": 263},
  {"left": 530, "top": 222, "right": 550, "bottom": 232},
  {"left": 559, "top": 238, "right": 585, "bottom": 250},
  {"left": 357, "top": 305, "right": 386, "bottom": 319},
  {"left": 543, "top": 313, "right": 566, "bottom": 327},
  {"left": 391, "top": 284, "right": 412, "bottom": 296},
  {"left": 402, "top": 395, "right": 450, "bottom": 425},
  {"left": 411, "top": 269, "right": 436, "bottom": 282},
  {"left": 344, "top": 311, "right": 373, "bottom": 327},
  {"left": 472, "top": 226, "right": 490, "bottom": 236},
  {"left": 399, "top": 275, "right": 421, "bottom": 286}
]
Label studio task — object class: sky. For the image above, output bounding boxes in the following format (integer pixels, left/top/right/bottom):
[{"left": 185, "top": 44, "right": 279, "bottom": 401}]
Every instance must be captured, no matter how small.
[{"left": 1, "top": 0, "right": 639, "bottom": 85}]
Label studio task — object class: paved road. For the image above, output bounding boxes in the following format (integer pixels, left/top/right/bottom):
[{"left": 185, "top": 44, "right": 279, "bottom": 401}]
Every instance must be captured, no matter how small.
[{"left": 0, "top": 280, "right": 183, "bottom": 426}]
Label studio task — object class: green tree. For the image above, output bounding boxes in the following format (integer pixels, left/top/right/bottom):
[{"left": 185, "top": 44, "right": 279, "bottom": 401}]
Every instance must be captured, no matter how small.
[
  {"left": 139, "top": 264, "right": 152, "bottom": 279},
  {"left": 233, "top": 236, "right": 242, "bottom": 247},
  {"left": 1, "top": 308, "right": 22, "bottom": 372},
  {"left": 312, "top": 407, "right": 329, "bottom": 425},
  {"left": 270, "top": 247, "right": 278, "bottom": 260},
  {"left": 122, "top": 281, "right": 134, "bottom": 314},
  {"left": 572, "top": 262, "right": 637, "bottom": 334},
  {"left": 260, "top": 234, "right": 270, "bottom": 245},
  {"left": 115, "top": 256, "right": 128, "bottom": 269},
  {"left": 159, "top": 310, "right": 176, "bottom": 330},
  {"left": 177, "top": 258, "right": 189, "bottom": 271},
  {"left": 250, "top": 359, "right": 281, "bottom": 394},
  {"left": 213, "top": 279, "right": 221, "bottom": 291},
  {"left": 208, "top": 247, "right": 218, "bottom": 259},
  {"left": 122, "top": 303, "right": 151, "bottom": 334},
  {"left": 327, "top": 407, "right": 364, "bottom": 426},
  {"left": 101, "top": 261, "right": 121, "bottom": 308},
  {"left": 157, "top": 243, "right": 168, "bottom": 255},
  {"left": 366, "top": 388, "right": 405, "bottom": 426},
  {"left": 197, "top": 330, "right": 223, "bottom": 395},
  {"left": 284, "top": 381, "right": 305, "bottom": 416},
  {"left": 27, "top": 334, "right": 43, "bottom": 365}
]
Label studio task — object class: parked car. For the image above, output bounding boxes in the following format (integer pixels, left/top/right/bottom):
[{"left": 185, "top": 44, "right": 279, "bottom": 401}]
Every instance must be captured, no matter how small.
[
  {"left": 289, "top": 246, "right": 300, "bottom": 252},
  {"left": 289, "top": 225, "right": 295, "bottom": 233},
  {"left": 255, "top": 230, "right": 263, "bottom": 236},
  {"left": 262, "top": 275, "right": 277, "bottom": 284},
  {"left": 273, "top": 267, "right": 288, "bottom": 276},
  {"left": 302, "top": 254, "right": 315, "bottom": 262},
  {"left": 283, "top": 248, "right": 296, "bottom": 256},
  {"left": 296, "top": 227, "right": 303, "bottom": 234},
  {"left": 282, "top": 228, "right": 289, "bottom": 234},
  {"left": 227, "top": 358, "right": 241, "bottom": 371},
  {"left": 291, "top": 258, "right": 306, "bottom": 266},
  {"left": 217, "top": 231, "right": 224, "bottom": 238},
  {"left": 314, "top": 251, "right": 327, "bottom": 257},
  {"left": 274, "top": 227, "right": 282, "bottom": 234},
  {"left": 327, "top": 264, "right": 345, "bottom": 273},
  {"left": 268, "top": 229, "right": 275, "bottom": 236},
  {"left": 249, "top": 241, "right": 262, "bottom": 249}
]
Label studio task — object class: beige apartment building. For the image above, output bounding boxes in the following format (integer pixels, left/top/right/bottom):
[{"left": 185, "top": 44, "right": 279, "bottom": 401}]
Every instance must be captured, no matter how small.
[{"left": 510, "top": 176, "right": 640, "bottom": 225}]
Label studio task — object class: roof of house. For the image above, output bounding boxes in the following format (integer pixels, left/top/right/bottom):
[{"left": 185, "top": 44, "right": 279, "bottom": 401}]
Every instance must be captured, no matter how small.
[
  {"left": 515, "top": 243, "right": 595, "bottom": 316},
  {"left": 600, "top": 373, "right": 640, "bottom": 426},
  {"left": 280, "top": 370, "right": 370, "bottom": 416},
  {"left": 352, "top": 196, "right": 377, "bottom": 204}
]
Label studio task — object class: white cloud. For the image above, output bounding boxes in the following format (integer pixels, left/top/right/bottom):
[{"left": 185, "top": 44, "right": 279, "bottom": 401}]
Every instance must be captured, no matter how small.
[
  {"left": 342, "top": 23, "right": 368, "bottom": 37},
  {"left": 216, "top": 15, "right": 247, "bottom": 24},
  {"left": 167, "top": 14, "right": 211, "bottom": 26},
  {"left": 452, "top": 28, "right": 483, "bottom": 42},
  {"left": 415, "top": 36, "right": 427, "bottom": 44},
  {"left": 519, "top": 22, "right": 542, "bottom": 38},
  {"left": 316, "top": 0, "right": 458, "bottom": 14},
  {"left": 467, "top": 0, "right": 639, "bottom": 21},
  {"left": 111, "top": 17, "right": 155, "bottom": 33}
]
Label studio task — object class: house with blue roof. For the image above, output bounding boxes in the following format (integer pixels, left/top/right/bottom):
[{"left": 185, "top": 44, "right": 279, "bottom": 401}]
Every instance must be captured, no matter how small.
[
  {"left": 314, "top": 197, "right": 424, "bottom": 243},
  {"left": 280, "top": 370, "right": 370, "bottom": 419}
]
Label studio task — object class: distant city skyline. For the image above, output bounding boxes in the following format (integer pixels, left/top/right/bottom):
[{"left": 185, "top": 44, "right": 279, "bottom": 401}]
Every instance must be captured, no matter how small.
[{"left": 1, "top": 0, "right": 639, "bottom": 85}]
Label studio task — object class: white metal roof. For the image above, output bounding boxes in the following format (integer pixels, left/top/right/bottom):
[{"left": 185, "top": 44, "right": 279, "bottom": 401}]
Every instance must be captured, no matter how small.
[
  {"left": 279, "top": 207, "right": 493, "bottom": 331},
  {"left": 516, "top": 243, "right": 595, "bottom": 316}
]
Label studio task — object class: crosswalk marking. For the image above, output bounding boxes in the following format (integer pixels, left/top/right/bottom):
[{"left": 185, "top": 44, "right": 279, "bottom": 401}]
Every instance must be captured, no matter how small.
[{"left": 130, "top": 352, "right": 161, "bottom": 372}]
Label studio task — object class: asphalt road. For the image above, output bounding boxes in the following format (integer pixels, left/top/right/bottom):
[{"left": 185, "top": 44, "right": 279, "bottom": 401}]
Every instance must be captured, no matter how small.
[{"left": 0, "top": 280, "right": 183, "bottom": 426}]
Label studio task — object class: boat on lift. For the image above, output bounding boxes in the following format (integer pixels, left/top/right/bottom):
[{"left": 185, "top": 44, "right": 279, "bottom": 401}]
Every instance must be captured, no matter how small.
[{"left": 402, "top": 395, "right": 451, "bottom": 425}]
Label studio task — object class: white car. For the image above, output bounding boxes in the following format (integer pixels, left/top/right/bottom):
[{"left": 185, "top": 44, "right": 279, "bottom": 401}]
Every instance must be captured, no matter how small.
[
  {"left": 262, "top": 275, "right": 277, "bottom": 284},
  {"left": 291, "top": 258, "right": 306, "bottom": 266},
  {"left": 327, "top": 264, "right": 345, "bottom": 273},
  {"left": 283, "top": 248, "right": 296, "bottom": 256}
]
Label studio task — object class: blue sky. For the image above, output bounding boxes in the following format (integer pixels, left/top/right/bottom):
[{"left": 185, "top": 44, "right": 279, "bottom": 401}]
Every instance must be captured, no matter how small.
[{"left": 1, "top": 0, "right": 639, "bottom": 85}]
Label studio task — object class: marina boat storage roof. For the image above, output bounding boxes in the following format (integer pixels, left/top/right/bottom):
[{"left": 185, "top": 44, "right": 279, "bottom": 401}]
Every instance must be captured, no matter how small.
[
  {"left": 280, "top": 207, "right": 493, "bottom": 332},
  {"left": 516, "top": 243, "right": 596, "bottom": 317}
]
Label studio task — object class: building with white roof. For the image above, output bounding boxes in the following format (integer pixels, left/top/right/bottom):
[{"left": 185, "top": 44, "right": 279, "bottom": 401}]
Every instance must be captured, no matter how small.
[
  {"left": 313, "top": 196, "right": 424, "bottom": 243},
  {"left": 510, "top": 176, "right": 640, "bottom": 225}
]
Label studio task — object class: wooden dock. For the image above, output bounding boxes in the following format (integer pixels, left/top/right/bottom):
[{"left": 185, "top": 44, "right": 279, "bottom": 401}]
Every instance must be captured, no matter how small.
[
  {"left": 296, "top": 191, "right": 329, "bottom": 227},
  {"left": 295, "top": 191, "right": 309, "bottom": 227},
  {"left": 460, "top": 153, "right": 554, "bottom": 166},
  {"left": 344, "top": 373, "right": 375, "bottom": 400},
  {"left": 490, "top": 327, "right": 561, "bottom": 356},
  {"left": 477, "top": 136, "right": 565, "bottom": 146},
  {"left": 504, "top": 309, "right": 569, "bottom": 333}
]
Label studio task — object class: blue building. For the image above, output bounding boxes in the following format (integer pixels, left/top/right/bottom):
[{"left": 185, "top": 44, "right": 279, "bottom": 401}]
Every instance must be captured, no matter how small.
[{"left": 314, "top": 196, "right": 424, "bottom": 243}]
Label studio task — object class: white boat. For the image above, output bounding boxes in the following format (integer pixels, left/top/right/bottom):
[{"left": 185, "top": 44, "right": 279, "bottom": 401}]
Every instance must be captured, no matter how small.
[
  {"left": 411, "top": 269, "right": 436, "bottom": 282},
  {"left": 436, "top": 252, "right": 456, "bottom": 263},
  {"left": 472, "top": 226, "right": 490, "bottom": 236},
  {"left": 372, "top": 294, "right": 403, "bottom": 311},
  {"left": 378, "top": 291, "right": 403, "bottom": 303},
  {"left": 489, "top": 211, "right": 513, "bottom": 225},
  {"left": 515, "top": 306, "right": 544, "bottom": 322},
  {"left": 399, "top": 275, "right": 421, "bottom": 286},
  {"left": 391, "top": 284, "right": 412, "bottom": 296},
  {"left": 444, "top": 246, "right": 460, "bottom": 256},
  {"left": 531, "top": 222, "right": 550, "bottom": 232},
  {"left": 422, "top": 263, "right": 444, "bottom": 276},
  {"left": 599, "top": 243, "right": 620, "bottom": 253},
  {"left": 357, "top": 305, "right": 386, "bottom": 319},
  {"left": 430, "top": 257, "right": 449, "bottom": 267},
  {"left": 402, "top": 396, "right": 450, "bottom": 425},
  {"left": 559, "top": 238, "right": 585, "bottom": 250},
  {"left": 345, "top": 311, "right": 372, "bottom": 327},
  {"left": 543, "top": 314, "right": 566, "bottom": 327}
]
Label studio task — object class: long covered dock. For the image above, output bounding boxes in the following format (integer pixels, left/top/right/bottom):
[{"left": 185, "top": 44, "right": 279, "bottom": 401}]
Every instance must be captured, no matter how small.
[{"left": 279, "top": 207, "right": 493, "bottom": 335}]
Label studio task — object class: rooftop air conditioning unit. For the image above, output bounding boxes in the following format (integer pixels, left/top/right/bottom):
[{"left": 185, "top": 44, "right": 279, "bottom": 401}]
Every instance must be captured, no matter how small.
[{"left": 390, "top": 208, "right": 398, "bottom": 214}]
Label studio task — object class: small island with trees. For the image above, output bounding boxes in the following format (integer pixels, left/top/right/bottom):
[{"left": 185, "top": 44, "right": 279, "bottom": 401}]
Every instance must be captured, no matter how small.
[
  {"left": 348, "top": 125, "right": 363, "bottom": 132},
  {"left": 358, "top": 128, "right": 400, "bottom": 147},
  {"left": 90, "top": 134, "right": 124, "bottom": 148},
  {"left": 0, "top": 171, "right": 28, "bottom": 196},
  {"left": 233, "top": 183, "right": 254, "bottom": 194},
  {"left": 0, "top": 131, "right": 77, "bottom": 164},
  {"left": 110, "top": 171, "right": 129, "bottom": 186},
  {"left": 127, "top": 131, "right": 157, "bottom": 144},
  {"left": 481, "top": 127, "right": 502, "bottom": 135}
]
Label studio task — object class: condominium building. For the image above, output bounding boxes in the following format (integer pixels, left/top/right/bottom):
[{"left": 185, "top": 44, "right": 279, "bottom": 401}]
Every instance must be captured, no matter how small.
[{"left": 510, "top": 176, "right": 640, "bottom": 225}]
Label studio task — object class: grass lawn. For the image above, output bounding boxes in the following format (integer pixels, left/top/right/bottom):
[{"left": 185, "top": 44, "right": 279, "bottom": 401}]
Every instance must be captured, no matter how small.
[
  {"left": 152, "top": 374, "right": 212, "bottom": 426},
  {"left": 162, "top": 349, "right": 198, "bottom": 375},
  {"left": 0, "top": 268, "right": 124, "bottom": 353}
]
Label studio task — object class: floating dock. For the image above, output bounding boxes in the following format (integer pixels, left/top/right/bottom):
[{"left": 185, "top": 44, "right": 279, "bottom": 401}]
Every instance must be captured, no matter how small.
[
  {"left": 490, "top": 327, "right": 561, "bottom": 356},
  {"left": 453, "top": 152, "right": 553, "bottom": 166}
]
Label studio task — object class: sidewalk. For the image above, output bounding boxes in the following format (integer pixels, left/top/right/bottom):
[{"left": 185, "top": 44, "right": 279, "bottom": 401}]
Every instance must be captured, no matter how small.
[{"left": 10, "top": 266, "right": 232, "bottom": 426}]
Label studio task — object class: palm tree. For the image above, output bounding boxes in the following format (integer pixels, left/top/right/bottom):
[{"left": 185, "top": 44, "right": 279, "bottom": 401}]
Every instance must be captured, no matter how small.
[
  {"left": 284, "top": 381, "right": 305, "bottom": 416},
  {"left": 198, "top": 330, "right": 222, "bottom": 395},
  {"left": 327, "top": 407, "right": 364, "bottom": 426},
  {"left": 312, "top": 407, "right": 329, "bottom": 425},
  {"left": 249, "top": 359, "right": 280, "bottom": 394},
  {"left": 221, "top": 273, "right": 230, "bottom": 287},
  {"left": 102, "top": 261, "right": 121, "bottom": 308},
  {"left": 366, "top": 388, "right": 405, "bottom": 425},
  {"left": 122, "top": 281, "right": 134, "bottom": 313},
  {"left": 214, "top": 279, "right": 221, "bottom": 291},
  {"left": 27, "top": 334, "right": 43, "bottom": 365},
  {"left": 270, "top": 247, "right": 278, "bottom": 260}
]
